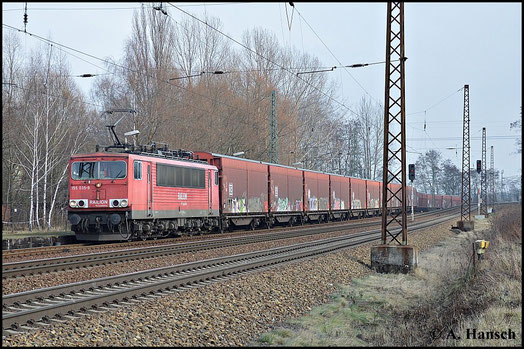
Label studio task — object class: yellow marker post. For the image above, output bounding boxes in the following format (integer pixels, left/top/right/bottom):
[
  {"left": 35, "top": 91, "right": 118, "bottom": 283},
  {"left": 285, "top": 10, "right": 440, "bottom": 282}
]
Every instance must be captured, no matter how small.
[{"left": 475, "top": 240, "right": 490, "bottom": 260}]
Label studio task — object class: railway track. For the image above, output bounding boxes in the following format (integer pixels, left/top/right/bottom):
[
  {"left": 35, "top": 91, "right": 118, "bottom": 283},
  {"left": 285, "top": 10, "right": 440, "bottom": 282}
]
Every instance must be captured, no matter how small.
[
  {"left": 2, "top": 208, "right": 457, "bottom": 279},
  {"left": 2, "top": 212, "right": 456, "bottom": 335},
  {"left": 2, "top": 213, "right": 390, "bottom": 260},
  {"left": 2, "top": 208, "right": 452, "bottom": 263}
]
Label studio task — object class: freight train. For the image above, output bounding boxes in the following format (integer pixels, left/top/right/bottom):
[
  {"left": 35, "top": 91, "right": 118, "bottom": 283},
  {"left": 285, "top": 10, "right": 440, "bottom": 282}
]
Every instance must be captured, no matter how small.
[{"left": 68, "top": 142, "right": 460, "bottom": 242}]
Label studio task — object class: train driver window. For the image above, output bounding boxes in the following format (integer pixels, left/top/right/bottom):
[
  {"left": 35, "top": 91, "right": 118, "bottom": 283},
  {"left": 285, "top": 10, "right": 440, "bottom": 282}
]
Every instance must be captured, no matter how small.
[
  {"left": 215, "top": 171, "right": 219, "bottom": 185},
  {"left": 99, "top": 161, "right": 126, "bottom": 179},
  {"left": 134, "top": 161, "right": 142, "bottom": 180}
]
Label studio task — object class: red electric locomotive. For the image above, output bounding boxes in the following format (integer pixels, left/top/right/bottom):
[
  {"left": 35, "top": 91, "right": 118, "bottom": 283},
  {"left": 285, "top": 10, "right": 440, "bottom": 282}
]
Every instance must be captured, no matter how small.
[{"left": 69, "top": 145, "right": 220, "bottom": 241}]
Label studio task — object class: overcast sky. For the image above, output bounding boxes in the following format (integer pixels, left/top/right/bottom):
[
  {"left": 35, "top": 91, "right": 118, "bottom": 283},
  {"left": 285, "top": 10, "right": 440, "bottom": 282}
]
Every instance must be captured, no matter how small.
[{"left": 2, "top": 2, "right": 522, "bottom": 179}]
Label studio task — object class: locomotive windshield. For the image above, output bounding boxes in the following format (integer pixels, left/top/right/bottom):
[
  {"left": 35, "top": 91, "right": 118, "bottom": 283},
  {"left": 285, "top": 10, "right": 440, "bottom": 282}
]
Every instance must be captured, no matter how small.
[{"left": 71, "top": 161, "right": 127, "bottom": 180}]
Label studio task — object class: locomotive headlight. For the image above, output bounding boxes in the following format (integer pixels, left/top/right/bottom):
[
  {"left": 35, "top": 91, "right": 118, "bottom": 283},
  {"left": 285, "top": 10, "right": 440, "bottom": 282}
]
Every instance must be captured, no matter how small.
[
  {"left": 95, "top": 183, "right": 102, "bottom": 188},
  {"left": 120, "top": 199, "right": 128, "bottom": 207},
  {"left": 69, "top": 200, "right": 78, "bottom": 208}
]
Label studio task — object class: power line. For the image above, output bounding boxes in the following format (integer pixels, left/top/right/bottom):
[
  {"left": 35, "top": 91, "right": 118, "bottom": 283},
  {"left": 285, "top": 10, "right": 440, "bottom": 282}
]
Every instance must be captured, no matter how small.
[
  {"left": 171, "top": 61, "right": 394, "bottom": 78},
  {"left": 2, "top": 3, "right": 248, "bottom": 12},
  {"left": 292, "top": 4, "right": 380, "bottom": 104},
  {"left": 295, "top": 59, "right": 398, "bottom": 76},
  {"left": 3, "top": 6, "right": 151, "bottom": 12},
  {"left": 3, "top": 80, "right": 105, "bottom": 109},
  {"left": 166, "top": 2, "right": 360, "bottom": 117},
  {"left": 408, "top": 136, "right": 519, "bottom": 141},
  {"left": 406, "top": 87, "right": 464, "bottom": 116},
  {"left": 2, "top": 23, "right": 246, "bottom": 115}
]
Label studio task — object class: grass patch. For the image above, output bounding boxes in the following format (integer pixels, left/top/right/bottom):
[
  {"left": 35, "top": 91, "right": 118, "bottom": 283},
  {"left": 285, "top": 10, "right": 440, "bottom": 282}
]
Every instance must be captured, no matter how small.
[
  {"left": 252, "top": 204, "right": 522, "bottom": 347},
  {"left": 2, "top": 230, "right": 74, "bottom": 240}
]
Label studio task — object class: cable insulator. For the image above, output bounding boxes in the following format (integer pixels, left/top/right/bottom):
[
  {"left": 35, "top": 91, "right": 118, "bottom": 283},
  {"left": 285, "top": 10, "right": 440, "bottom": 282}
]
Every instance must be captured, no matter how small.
[{"left": 23, "top": 2, "right": 28, "bottom": 32}]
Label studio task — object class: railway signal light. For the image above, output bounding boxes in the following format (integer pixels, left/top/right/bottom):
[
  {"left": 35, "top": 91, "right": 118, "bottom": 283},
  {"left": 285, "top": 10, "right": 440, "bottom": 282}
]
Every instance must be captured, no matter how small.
[
  {"left": 476, "top": 160, "right": 482, "bottom": 174},
  {"left": 408, "top": 164, "right": 415, "bottom": 181}
]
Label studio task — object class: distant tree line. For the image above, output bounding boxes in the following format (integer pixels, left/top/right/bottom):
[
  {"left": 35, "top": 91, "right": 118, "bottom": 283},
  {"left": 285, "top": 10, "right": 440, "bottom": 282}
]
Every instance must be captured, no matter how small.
[{"left": 412, "top": 149, "right": 521, "bottom": 204}]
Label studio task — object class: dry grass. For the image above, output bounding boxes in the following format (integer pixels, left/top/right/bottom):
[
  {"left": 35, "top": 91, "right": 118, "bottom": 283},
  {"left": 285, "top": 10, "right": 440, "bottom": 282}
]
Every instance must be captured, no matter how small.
[{"left": 253, "top": 204, "right": 522, "bottom": 347}]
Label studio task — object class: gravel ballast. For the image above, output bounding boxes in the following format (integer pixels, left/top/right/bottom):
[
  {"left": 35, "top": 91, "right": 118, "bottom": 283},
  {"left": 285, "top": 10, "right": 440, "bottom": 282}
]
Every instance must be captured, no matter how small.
[
  {"left": 3, "top": 217, "right": 456, "bottom": 347},
  {"left": 2, "top": 225, "right": 377, "bottom": 295}
]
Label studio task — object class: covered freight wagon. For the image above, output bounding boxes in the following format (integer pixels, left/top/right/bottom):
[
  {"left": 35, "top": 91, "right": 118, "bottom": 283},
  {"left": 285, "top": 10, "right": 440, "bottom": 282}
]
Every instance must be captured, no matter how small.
[
  {"left": 366, "top": 180, "right": 381, "bottom": 216},
  {"left": 417, "top": 192, "right": 431, "bottom": 211},
  {"left": 350, "top": 177, "right": 367, "bottom": 217},
  {"left": 442, "top": 195, "right": 451, "bottom": 209},
  {"left": 303, "top": 170, "right": 329, "bottom": 222},
  {"left": 432, "top": 195, "right": 442, "bottom": 209},
  {"left": 268, "top": 164, "right": 304, "bottom": 225},
  {"left": 451, "top": 195, "right": 461, "bottom": 207},
  {"left": 194, "top": 152, "right": 268, "bottom": 229},
  {"left": 329, "top": 174, "right": 350, "bottom": 220}
]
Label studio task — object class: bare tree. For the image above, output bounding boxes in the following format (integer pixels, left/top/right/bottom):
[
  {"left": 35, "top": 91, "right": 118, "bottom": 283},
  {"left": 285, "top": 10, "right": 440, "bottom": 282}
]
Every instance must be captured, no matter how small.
[
  {"left": 510, "top": 107, "right": 521, "bottom": 154},
  {"left": 2, "top": 31, "right": 23, "bottom": 224},
  {"left": 3, "top": 31, "right": 93, "bottom": 230},
  {"left": 439, "top": 159, "right": 461, "bottom": 195},
  {"left": 415, "top": 150, "right": 443, "bottom": 202},
  {"left": 356, "top": 96, "right": 383, "bottom": 179}
]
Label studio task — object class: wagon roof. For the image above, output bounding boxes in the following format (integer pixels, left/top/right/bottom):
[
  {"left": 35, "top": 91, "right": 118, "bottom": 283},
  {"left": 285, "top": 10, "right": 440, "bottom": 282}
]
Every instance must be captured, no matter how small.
[
  {"left": 196, "top": 151, "right": 384, "bottom": 181},
  {"left": 70, "top": 152, "right": 216, "bottom": 169}
]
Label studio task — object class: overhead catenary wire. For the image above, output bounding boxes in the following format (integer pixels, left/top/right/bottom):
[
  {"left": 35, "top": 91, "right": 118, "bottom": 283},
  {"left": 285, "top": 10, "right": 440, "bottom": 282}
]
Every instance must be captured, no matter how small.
[
  {"left": 2, "top": 80, "right": 105, "bottom": 109},
  {"left": 406, "top": 87, "right": 464, "bottom": 116},
  {"left": 6, "top": 5, "right": 359, "bottom": 120},
  {"left": 408, "top": 135, "right": 518, "bottom": 141},
  {"left": 170, "top": 61, "right": 393, "bottom": 79},
  {"left": 2, "top": 3, "right": 248, "bottom": 12},
  {"left": 292, "top": 4, "right": 380, "bottom": 105},
  {"left": 2, "top": 23, "right": 249, "bottom": 116},
  {"left": 166, "top": 2, "right": 360, "bottom": 117},
  {"left": 2, "top": 26, "right": 240, "bottom": 120},
  {"left": 295, "top": 59, "right": 399, "bottom": 76}
]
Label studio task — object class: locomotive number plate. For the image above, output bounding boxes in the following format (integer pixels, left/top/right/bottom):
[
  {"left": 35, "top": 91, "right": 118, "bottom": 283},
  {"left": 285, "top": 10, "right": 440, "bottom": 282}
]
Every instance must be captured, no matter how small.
[{"left": 71, "top": 185, "right": 91, "bottom": 190}]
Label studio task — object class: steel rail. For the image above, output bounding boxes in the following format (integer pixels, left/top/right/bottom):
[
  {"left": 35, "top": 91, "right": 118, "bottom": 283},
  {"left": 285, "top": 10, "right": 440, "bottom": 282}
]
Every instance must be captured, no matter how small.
[
  {"left": 2, "top": 213, "right": 455, "bottom": 332},
  {"left": 2, "top": 208, "right": 457, "bottom": 279},
  {"left": 2, "top": 206, "right": 453, "bottom": 260}
]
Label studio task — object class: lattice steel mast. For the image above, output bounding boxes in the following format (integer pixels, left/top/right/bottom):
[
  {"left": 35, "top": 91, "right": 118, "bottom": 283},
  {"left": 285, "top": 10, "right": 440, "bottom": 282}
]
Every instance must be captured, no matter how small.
[
  {"left": 381, "top": 2, "right": 407, "bottom": 245},
  {"left": 480, "top": 127, "right": 488, "bottom": 215},
  {"left": 460, "top": 85, "right": 471, "bottom": 222},
  {"left": 270, "top": 90, "right": 278, "bottom": 164}
]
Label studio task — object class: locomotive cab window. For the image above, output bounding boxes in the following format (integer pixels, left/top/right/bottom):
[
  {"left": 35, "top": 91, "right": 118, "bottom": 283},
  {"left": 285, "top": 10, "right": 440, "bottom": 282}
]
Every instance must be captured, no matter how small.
[
  {"left": 215, "top": 171, "right": 219, "bottom": 185},
  {"left": 134, "top": 161, "right": 142, "bottom": 180},
  {"left": 157, "top": 163, "right": 205, "bottom": 189},
  {"left": 71, "top": 161, "right": 126, "bottom": 180}
]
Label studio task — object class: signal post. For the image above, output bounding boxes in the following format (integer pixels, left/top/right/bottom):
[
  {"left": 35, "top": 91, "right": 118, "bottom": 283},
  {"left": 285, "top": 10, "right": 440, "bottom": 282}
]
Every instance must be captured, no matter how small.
[{"left": 370, "top": 2, "right": 418, "bottom": 274}]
